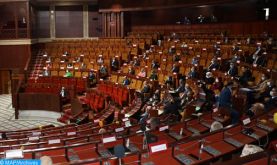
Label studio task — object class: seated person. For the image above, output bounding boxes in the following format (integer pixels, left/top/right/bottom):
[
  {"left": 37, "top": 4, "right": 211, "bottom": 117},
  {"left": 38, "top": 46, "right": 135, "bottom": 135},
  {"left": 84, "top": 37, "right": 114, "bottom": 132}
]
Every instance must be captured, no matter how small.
[
  {"left": 88, "top": 71, "right": 96, "bottom": 88},
  {"left": 187, "top": 66, "right": 198, "bottom": 79},
  {"left": 140, "top": 81, "right": 151, "bottom": 94},
  {"left": 148, "top": 89, "right": 161, "bottom": 105},
  {"left": 151, "top": 60, "right": 159, "bottom": 69},
  {"left": 64, "top": 70, "right": 73, "bottom": 77},
  {"left": 191, "top": 57, "right": 199, "bottom": 65},
  {"left": 165, "top": 76, "right": 174, "bottom": 87},
  {"left": 67, "top": 63, "right": 73, "bottom": 69},
  {"left": 239, "top": 67, "right": 253, "bottom": 86},
  {"left": 63, "top": 51, "right": 70, "bottom": 56},
  {"left": 99, "top": 65, "right": 108, "bottom": 78},
  {"left": 253, "top": 52, "right": 267, "bottom": 67},
  {"left": 97, "top": 56, "right": 104, "bottom": 65},
  {"left": 205, "top": 72, "right": 215, "bottom": 85},
  {"left": 122, "top": 76, "right": 130, "bottom": 86},
  {"left": 111, "top": 57, "right": 119, "bottom": 71},
  {"left": 149, "top": 70, "right": 158, "bottom": 81},
  {"left": 245, "top": 103, "right": 265, "bottom": 118},
  {"left": 162, "top": 99, "right": 181, "bottom": 120},
  {"left": 133, "top": 59, "right": 140, "bottom": 66},
  {"left": 207, "top": 58, "right": 220, "bottom": 71},
  {"left": 230, "top": 53, "right": 240, "bottom": 63},
  {"left": 171, "top": 64, "right": 179, "bottom": 73},
  {"left": 227, "top": 62, "right": 238, "bottom": 77},
  {"left": 265, "top": 88, "right": 277, "bottom": 111},
  {"left": 149, "top": 117, "right": 160, "bottom": 130},
  {"left": 43, "top": 69, "right": 50, "bottom": 77},
  {"left": 80, "top": 62, "right": 86, "bottom": 69},
  {"left": 175, "top": 79, "right": 186, "bottom": 94},
  {"left": 137, "top": 68, "right": 146, "bottom": 78},
  {"left": 128, "top": 67, "right": 135, "bottom": 75}
]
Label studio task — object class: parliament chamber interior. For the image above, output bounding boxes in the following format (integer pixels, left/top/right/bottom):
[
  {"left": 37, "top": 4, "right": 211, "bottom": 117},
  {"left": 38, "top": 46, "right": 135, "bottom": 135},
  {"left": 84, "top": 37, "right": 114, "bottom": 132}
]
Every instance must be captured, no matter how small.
[{"left": 0, "top": 0, "right": 277, "bottom": 164}]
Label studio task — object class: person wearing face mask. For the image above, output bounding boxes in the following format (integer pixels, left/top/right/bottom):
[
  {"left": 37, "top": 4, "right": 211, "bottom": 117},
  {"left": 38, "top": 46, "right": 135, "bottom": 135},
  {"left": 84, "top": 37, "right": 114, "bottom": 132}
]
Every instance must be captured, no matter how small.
[
  {"left": 218, "top": 82, "right": 240, "bottom": 124},
  {"left": 230, "top": 53, "right": 240, "bottom": 64},
  {"left": 208, "top": 58, "right": 220, "bottom": 71},
  {"left": 227, "top": 63, "right": 238, "bottom": 77},
  {"left": 265, "top": 88, "right": 277, "bottom": 111},
  {"left": 188, "top": 66, "right": 198, "bottom": 79},
  {"left": 205, "top": 72, "right": 215, "bottom": 85}
]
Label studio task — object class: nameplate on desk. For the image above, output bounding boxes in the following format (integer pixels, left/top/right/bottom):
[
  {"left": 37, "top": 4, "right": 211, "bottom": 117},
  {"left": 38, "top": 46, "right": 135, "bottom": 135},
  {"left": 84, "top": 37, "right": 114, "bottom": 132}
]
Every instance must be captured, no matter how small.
[
  {"left": 67, "top": 132, "right": 76, "bottom": 136},
  {"left": 159, "top": 125, "right": 169, "bottom": 132},
  {"left": 29, "top": 136, "right": 39, "bottom": 141},
  {"left": 32, "top": 132, "right": 41, "bottom": 136},
  {"left": 48, "top": 139, "right": 61, "bottom": 144},
  {"left": 150, "top": 143, "right": 167, "bottom": 153},
  {"left": 243, "top": 118, "right": 251, "bottom": 125},
  {"left": 122, "top": 118, "right": 129, "bottom": 122},
  {"left": 125, "top": 120, "right": 131, "bottom": 127},
  {"left": 5, "top": 149, "right": 23, "bottom": 159},
  {"left": 115, "top": 127, "right": 124, "bottom": 132},
  {"left": 60, "top": 67, "right": 65, "bottom": 69},
  {"left": 102, "top": 136, "right": 116, "bottom": 143}
]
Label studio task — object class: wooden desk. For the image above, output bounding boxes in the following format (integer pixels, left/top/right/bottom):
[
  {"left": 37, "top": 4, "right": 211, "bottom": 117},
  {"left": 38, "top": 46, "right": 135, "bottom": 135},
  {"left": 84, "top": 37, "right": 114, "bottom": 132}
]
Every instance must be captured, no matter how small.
[{"left": 141, "top": 148, "right": 180, "bottom": 165}]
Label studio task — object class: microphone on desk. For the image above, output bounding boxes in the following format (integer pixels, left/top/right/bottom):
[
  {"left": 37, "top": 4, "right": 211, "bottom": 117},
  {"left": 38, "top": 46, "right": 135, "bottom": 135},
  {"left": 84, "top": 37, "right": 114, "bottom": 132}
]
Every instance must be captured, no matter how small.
[{"left": 198, "top": 139, "right": 205, "bottom": 160}]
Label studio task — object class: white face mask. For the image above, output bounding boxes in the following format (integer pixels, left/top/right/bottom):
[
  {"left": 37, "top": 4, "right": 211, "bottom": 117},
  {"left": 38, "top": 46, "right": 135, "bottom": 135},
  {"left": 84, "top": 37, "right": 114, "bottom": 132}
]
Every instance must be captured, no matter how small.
[
  {"left": 261, "top": 77, "right": 266, "bottom": 81},
  {"left": 267, "top": 82, "right": 271, "bottom": 86},
  {"left": 270, "top": 91, "right": 274, "bottom": 97}
]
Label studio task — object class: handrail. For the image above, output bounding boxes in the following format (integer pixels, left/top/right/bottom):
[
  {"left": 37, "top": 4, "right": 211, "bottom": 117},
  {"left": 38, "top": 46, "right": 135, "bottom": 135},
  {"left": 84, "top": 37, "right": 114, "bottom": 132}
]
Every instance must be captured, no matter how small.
[{"left": 23, "top": 50, "right": 32, "bottom": 83}]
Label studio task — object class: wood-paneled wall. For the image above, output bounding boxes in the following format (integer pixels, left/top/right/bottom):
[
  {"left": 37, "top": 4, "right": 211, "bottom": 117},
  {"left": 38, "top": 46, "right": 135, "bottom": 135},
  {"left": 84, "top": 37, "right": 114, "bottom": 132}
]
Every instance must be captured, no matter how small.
[
  {"left": 130, "top": 21, "right": 277, "bottom": 35},
  {"left": 0, "top": 45, "right": 31, "bottom": 69},
  {"left": 102, "top": 12, "right": 124, "bottom": 37}
]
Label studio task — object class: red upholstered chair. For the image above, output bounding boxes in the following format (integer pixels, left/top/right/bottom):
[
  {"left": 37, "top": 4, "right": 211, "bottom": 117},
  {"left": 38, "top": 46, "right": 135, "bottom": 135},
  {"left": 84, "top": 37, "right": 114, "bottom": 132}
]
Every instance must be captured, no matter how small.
[
  {"left": 93, "top": 95, "right": 100, "bottom": 111},
  {"left": 97, "top": 97, "right": 105, "bottom": 111}
]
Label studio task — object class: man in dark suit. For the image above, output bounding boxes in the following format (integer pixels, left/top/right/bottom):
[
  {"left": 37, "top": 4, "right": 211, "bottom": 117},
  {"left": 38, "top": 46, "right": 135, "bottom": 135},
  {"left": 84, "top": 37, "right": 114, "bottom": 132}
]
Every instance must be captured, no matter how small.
[
  {"left": 171, "top": 64, "right": 179, "bottom": 73},
  {"left": 208, "top": 58, "right": 220, "bottom": 71},
  {"left": 175, "top": 79, "right": 186, "bottom": 94},
  {"left": 239, "top": 67, "right": 253, "bottom": 86},
  {"left": 227, "top": 63, "right": 238, "bottom": 77},
  {"left": 265, "top": 88, "right": 277, "bottom": 111},
  {"left": 122, "top": 76, "right": 130, "bottom": 86},
  {"left": 151, "top": 60, "right": 159, "bottom": 69},
  {"left": 149, "top": 70, "right": 158, "bottom": 81},
  {"left": 187, "top": 67, "right": 198, "bottom": 79},
  {"left": 218, "top": 82, "right": 239, "bottom": 124},
  {"left": 163, "top": 99, "right": 181, "bottom": 120},
  {"left": 111, "top": 57, "right": 119, "bottom": 71}
]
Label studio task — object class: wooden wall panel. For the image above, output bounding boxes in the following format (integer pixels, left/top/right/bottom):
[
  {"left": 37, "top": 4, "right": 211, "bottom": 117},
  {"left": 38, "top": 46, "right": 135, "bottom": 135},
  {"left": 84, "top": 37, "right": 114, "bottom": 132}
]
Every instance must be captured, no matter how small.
[
  {"left": 0, "top": 70, "right": 11, "bottom": 94},
  {"left": 0, "top": 45, "right": 31, "bottom": 69},
  {"left": 37, "top": 6, "right": 50, "bottom": 38},
  {"left": 55, "top": 6, "right": 83, "bottom": 38},
  {"left": 130, "top": 21, "right": 277, "bottom": 35}
]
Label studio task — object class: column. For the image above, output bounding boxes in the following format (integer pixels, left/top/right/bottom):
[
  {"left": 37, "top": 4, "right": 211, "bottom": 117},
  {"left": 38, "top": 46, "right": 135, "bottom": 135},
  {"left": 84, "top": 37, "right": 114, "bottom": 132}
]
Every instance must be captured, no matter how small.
[
  {"left": 49, "top": 5, "right": 55, "bottom": 39},
  {"left": 83, "top": 5, "right": 89, "bottom": 38}
]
